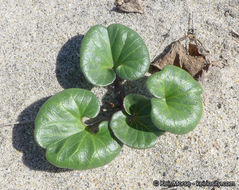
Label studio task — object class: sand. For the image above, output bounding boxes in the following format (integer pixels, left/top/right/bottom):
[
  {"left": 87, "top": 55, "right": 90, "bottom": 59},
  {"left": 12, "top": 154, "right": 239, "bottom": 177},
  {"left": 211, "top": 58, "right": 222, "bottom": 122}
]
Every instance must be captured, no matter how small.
[{"left": 0, "top": 0, "right": 239, "bottom": 189}]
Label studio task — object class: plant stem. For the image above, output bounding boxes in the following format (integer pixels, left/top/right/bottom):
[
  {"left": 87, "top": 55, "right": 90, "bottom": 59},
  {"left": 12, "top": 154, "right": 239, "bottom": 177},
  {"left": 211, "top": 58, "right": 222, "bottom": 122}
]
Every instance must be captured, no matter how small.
[{"left": 113, "top": 76, "right": 125, "bottom": 108}]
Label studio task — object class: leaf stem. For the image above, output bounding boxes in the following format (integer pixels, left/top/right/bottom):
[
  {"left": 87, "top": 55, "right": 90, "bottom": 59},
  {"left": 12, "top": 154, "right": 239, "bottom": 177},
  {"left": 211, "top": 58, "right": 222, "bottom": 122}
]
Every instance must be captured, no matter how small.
[{"left": 113, "top": 76, "right": 125, "bottom": 109}]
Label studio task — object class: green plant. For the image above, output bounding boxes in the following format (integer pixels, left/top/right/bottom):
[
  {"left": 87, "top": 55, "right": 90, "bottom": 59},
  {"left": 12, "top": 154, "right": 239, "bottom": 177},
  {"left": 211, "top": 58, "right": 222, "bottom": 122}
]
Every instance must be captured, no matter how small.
[
  {"left": 80, "top": 24, "right": 150, "bottom": 86},
  {"left": 35, "top": 89, "right": 122, "bottom": 170},
  {"left": 35, "top": 24, "right": 203, "bottom": 170}
]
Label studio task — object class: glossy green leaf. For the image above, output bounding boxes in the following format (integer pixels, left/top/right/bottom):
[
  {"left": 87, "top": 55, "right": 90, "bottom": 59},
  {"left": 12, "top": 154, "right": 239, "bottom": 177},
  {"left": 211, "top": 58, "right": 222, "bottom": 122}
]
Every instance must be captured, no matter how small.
[
  {"left": 80, "top": 24, "right": 150, "bottom": 86},
  {"left": 35, "top": 88, "right": 122, "bottom": 170},
  {"left": 146, "top": 65, "right": 203, "bottom": 134},
  {"left": 80, "top": 25, "right": 116, "bottom": 86},
  {"left": 110, "top": 94, "right": 164, "bottom": 149}
]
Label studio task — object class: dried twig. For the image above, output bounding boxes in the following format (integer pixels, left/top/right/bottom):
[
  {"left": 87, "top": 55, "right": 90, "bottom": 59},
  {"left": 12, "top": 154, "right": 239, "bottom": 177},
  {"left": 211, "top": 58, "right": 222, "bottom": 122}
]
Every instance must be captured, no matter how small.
[
  {"left": 230, "top": 30, "right": 239, "bottom": 42},
  {"left": 0, "top": 120, "right": 34, "bottom": 127}
]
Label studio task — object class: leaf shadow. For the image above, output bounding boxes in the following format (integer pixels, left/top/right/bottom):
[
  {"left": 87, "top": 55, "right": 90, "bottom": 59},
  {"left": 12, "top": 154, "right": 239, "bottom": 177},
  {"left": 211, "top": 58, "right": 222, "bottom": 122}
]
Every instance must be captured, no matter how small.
[
  {"left": 12, "top": 34, "right": 93, "bottom": 172},
  {"left": 12, "top": 32, "right": 153, "bottom": 171},
  {"left": 56, "top": 34, "right": 93, "bottom": 90},
  {"left": 123, "top": 76, "right": 151, "bottom": 98},
  {"left": 85, "top": 76, "right": 151, "bottom": 131},
  {"left": 124, "top": 112, "right": 163, "bottom": 135},
  {"left": 12, "top": 97, "right": 71, "bottom": 172}
]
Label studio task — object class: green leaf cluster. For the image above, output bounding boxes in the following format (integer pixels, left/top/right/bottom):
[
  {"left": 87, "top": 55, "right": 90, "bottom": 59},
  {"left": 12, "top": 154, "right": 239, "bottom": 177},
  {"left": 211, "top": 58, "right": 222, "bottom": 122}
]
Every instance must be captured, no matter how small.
[
  {"left": 80, "top": 24, "right": 150, "bottom": 86},
  {"left": 35, "top": 24, "right": 203, "bottom": 170}
]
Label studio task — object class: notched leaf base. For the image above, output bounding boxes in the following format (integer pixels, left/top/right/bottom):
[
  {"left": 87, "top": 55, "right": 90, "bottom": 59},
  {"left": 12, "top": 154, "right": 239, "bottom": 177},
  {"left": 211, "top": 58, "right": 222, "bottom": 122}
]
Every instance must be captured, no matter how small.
[
  {"left": 35, "top": 89, "right": 122, "bottom": 170},
  {"left": 146, "top": 65, "right": 203, "bottom": 134},
  {"left": 110, "top": 94, "right": 164, "bottom": 149},
  {"left": 80, "top": 24, "right": 150, "bottom": 86}
]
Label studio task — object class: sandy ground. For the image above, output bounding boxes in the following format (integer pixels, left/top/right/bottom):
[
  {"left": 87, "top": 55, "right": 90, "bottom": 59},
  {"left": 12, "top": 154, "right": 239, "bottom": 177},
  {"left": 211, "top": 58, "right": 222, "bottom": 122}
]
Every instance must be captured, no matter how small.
[{"left": 0, "top": 0, "right": 239, "bottom": 189}]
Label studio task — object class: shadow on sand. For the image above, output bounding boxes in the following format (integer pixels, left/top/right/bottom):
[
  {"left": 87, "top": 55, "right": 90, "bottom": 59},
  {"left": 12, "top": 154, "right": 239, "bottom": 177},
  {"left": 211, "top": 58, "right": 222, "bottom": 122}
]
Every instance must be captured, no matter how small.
[
  {"left": 12, "top": 34, "right": 89, "bottom": 172},
  {"left": 12, "top": 34, "right": 150, "bottom": 172}
]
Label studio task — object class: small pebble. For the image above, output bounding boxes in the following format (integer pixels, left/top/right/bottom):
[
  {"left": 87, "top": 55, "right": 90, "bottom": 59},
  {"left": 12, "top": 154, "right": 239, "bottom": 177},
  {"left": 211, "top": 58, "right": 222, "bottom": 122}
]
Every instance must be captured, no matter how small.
[
  {"left": 217, "top": 103, "right": 221, "bottom": 109},
  {"left": 183, "top": 146, "right": 189, "bottom": 150}
]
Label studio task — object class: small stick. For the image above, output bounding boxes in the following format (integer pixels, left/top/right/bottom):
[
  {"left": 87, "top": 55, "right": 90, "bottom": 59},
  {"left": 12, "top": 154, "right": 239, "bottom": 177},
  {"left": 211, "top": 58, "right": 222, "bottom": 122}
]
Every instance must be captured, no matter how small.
[
  {"left": 230, "top": 30, "right": 239, "bottom": 42},
  {"left": 0, "top": 120, "right": 34, "bottom": 127},
  {"left": 188, "top": 11, "right": 195, "bottom": 35}
]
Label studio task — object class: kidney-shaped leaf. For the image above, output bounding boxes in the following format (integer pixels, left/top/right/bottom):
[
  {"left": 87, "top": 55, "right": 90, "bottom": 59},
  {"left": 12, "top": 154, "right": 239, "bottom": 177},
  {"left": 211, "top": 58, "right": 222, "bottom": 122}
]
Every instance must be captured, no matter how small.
[
  {"left": 146, "top": 65, "right": 203, "bottom": 134},
  {"left": 35, "top": 88, "right": 122, "bottom": 170},
  {"left": 80, "top": 24, "right": 150, "bottom": 86},
  {"left": 110, "top": 94, "right": 164, "bottom": 149}
]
